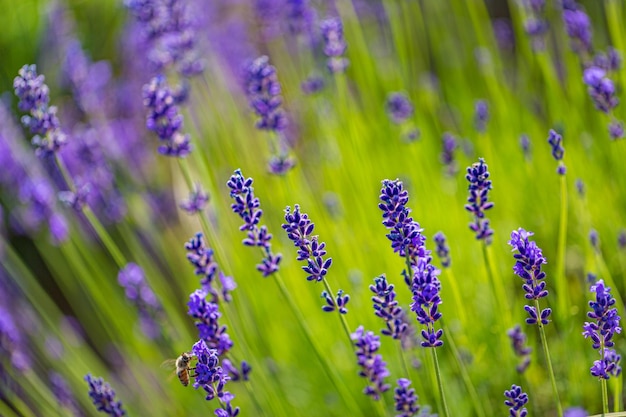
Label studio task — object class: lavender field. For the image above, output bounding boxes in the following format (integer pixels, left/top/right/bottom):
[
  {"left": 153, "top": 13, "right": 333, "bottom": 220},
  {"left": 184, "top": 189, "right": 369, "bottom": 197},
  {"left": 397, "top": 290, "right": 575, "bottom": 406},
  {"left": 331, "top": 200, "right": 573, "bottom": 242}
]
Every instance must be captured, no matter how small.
[{"left": 1, "top": 0, "right": 625, "bottom": 416}]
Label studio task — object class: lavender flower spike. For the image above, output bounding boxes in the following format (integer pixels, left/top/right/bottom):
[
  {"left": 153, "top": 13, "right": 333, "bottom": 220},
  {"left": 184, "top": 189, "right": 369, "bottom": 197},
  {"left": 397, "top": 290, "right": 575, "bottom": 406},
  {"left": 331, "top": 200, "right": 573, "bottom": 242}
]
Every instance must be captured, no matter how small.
[
  {"left": 474, "top": 99, "right": 489, "bottom": 133},
  {"left": 227, "top": 169, "right": 282, "bottom": 276},
  {"left": 394, "top": 378, "right": 420, "bottom": 417},
  {"left": 410, "top": 257, "right": 444, "bottom": 347},
  {"left": 370, "top": 275, "right": 410, "bottom": 343},
  {"left": 508, "top": 228, "right": 551, "bottom": 326},
  {"left": 84, "top": 374, "right": 126, "bottom": 416},
  {"left": 433, "top": 232, "right": 451, "bottom": 268},
  {"left": 582, "top": 67, "right": 619, "bottom": 114},
  {"left": 385, "top": 92, "right": 414, "bottom": 125},
  {"left": 504, "top": 384, "right": 528, "bottom": 417},
  {"left": 118, "top": 263, "right": 163, "bottom": 340},
  {"left": 282, "top": 205, "right": 332, "bottom": 282},
  {"left": 13, "top": 64, "right": 67, "bottom": 156},
  {"left": 507, "top": 325, "right": 531, "bottom": 373},
  {"left": 321, "top": 289, "right": 349, "bottom": 314},
  {"left": 320, "top": 17, "right": 349, "bottom": 73},
  {"left": 351, "top": 326, "right": 391, "bottom": 400},
  {"left": 583, "top": 279, "right": 622, "bottom": 379},
  {"left": 465, "top": 158, "right": 495, "bottom": 243},
  {"left": 188, "top": 289, "right": 234, "bottom": 356}
]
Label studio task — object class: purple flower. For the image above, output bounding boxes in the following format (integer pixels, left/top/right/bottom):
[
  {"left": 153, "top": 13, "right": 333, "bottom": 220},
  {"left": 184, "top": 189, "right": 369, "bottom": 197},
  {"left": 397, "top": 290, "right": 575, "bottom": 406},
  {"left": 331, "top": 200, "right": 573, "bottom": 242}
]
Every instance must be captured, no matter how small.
[
  {"left": 243, "top": 56, "right": 288, "bottom": 132},
  {"left": 227, "top": 169, "right": 282, "bottom": 276},
  {"left": 582, "top": 67, "right": 619, "bottom": 114},
  {"left": 50, "top": 372, "right": 80, "bottom": 414},
  {"left": 562, "top": 9, "right": 592, "bottom": 54},
  {"left": 321, "top": 289, "right": 350, "bottom": 314},
  {"left": 507, "top": 325, "right": 531, "bottom": 373},
  {"left": 84, "top": 374, "right": 126, "bottom": 416},
  {"left": 320, "top": 17, "right": 349, "bottom": 73},
  {"left": 575, "top": 178, "right": 585, "bottom": 196},
  {"left": 282, "top": 205, "right": 333, "bottom": 282},
  {"left": 301, "top": 75, "right": 325, "bottom": 94},
  {"left": 474, "top": 99, "right": 489, "bottom": 133},
  {"left": 583, "top": 279, "right": 622, "bottom": 379},
  {"left": 394, "top": 378, "right": 420, "bottom": 417},
  {"left": 17, "top": 178, "right": 69, "bottom": 244},
  {"left": 142, "top": 75, "right": 191, "bottom": 157},
  {"left": 433, "top": 232, "right": 451, "bottom": 268},
  {"left": 185, "top": 232, "right": 235, "bottom": 302},
  {"left": 386, "top": 92, "right": 414, "bottom": 124},
  {"left": 118, "top": 263, "right": 163, "bottom": 339},
  {"left": 222, "top": 359, "right": 252, "bottom": 382},
  {"left": 564, "top": 407, "right": 588, "bottom": 417},
  {"left": 547, "top": 129, "right": 566, "bottom": 175},
  {"left": 267, "top": 154, "right": 297, "bottom": 175},
  {"left": 593, "top": 47, "right": 622, "bottom": 72},
  {"left": 440, "top": 133, "right": 458, "bottom": 176},
  {"left": 369, "top": 275, "right": 416, "bottom": 350},
  {"left": 0, "top": 306, "right": 31, "bottom": 372},
  {"left": 493, "top": 19, "right": 515, "bottom": 51},
  {"left": 13, "top": 65, "right": 67, "bottom": 156},
  {"left": 180, "top": 184, "right": 209, "bottom": 214},
  {"left": 351, "top": 326, "right": 391, "bottom": 400},
  {"left": 410, "top": 257, "right": 444, "bottom": 347},
  {"left": 188, "top": 290, "right": 233, "bottom": 356},
  {"left": 520, "top": 134, "right": 531, "bottom": 159},
  {"left": 379, "top": 179, "right": 427, "bottom": 265},
  {"left": 619, "top": 230, "right": 626, "bottom": 249},
  {"left": 504, "top": 384, "right": 528, "bottom": 417},
  {"left": 589, "top": 229, "right": 599, "bottom": 252},
  {"left": 285, "top": 0, "right": 316, "bottom": 37},
  {"left": 464, "top": 158, "right": 495, "bottom": 243},
  {"left": 608, "top": 120, "right": 624, "bottom": 140},
  {"left": 508, "top": 228, "right": 551, "bottom": 326}
]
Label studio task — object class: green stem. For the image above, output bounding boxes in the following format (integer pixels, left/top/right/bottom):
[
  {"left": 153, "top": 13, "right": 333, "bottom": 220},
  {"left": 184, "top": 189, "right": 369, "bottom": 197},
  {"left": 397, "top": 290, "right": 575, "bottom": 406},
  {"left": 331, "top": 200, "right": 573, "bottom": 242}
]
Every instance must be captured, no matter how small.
[
  {"left": 535, "top": 300, "right": 563, "bottom": 417},
  {"left": 431, "top": 348, "right": 450, "bottom": 417},
  {"left": 555, "top": 174, "right": 570, "bottom": 325},
  {"left": 602, "top": 376, "right": 609, "bottom": 416},
  {"left": 321, "top": 277, "right": 354, "bottom": 348},
  {"left": 483, "top": 243, "right": 511, "bottom": 330}
]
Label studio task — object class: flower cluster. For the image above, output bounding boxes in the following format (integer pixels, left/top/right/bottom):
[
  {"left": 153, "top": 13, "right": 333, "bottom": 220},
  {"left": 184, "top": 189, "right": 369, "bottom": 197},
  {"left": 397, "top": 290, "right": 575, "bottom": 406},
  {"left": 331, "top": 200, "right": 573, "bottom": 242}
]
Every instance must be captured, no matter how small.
[
  {"left": 84, "top": 374, "right": 126, "bottom": 416},
  {"left": 520, "top": 0, "right": 548, "bottom": 51},
  {"left": 191, "top": 340, "right": 239, "bottom": 416},
  {"left": 227, "top": 169, "right": 282, "bottom": 276},
  {"left": 0, "top": 305, "right": 31, "bottom": 372},
  {"left": 180, "top": 184, "right": 209, "bottom": 214},
  {"left": 547, "top": 129, "right": 566, "bottom": 174},
  {"left": 582, "top": 68, "right": 619, "bottom": 114},
  {"left": 13, "top": 64, "right": 67, "bottom": 156},
  {"left": 243, "top": 55, "right": 287, "bottom": 133},
  {"left": 519, "top": 134, "right": 531, "bottom": 159},
  {"left": 433, "top": 232, "right": 451, "bottom": 268},
  {"left": 185, "top": 232, "right": 236, "bottom": 302},
  {"left": 394, "top": 378, "right": 420, "bottom": 417},
  {"left": 222, "top": 359, "right": 252, "bottom": 382},
  {"left": 351, "top": 326, "right": 391, "bottom": 400},
  {"left": 379, "top": 179, "right": 427, "bottom": 265},
  {"left": 562, "top": 7, "right": 592, "bottom": 55},
  {"left": 593, "top": 47, "right": 622, "bottom": 72},
  {"left": 583, "top": 279, "right": 622, "bottom": 379},
  {"left": 440, "top": 133, "right": 458, "bottom": 176},
  {"left": 385, "top": 92, "right": 414, "bottom": 125},
  {"left": 410, "top": 257, "right": 444, "bottom": 347},
  {"left": 285, "top": 0, "right": 316, "bottom": 37},
  {"left": 507, "top": 325, "right": 531, "bottom": 373},
  {"left": 464, "top": 158, "right": 495, "bottom": 243},
  {"left": 370, "top": 275, "right": 411, "bottom": 344},
  {"left": 504, "top": 384, "right": 528, "bottom": 417},
  {"left": 118, "top": 263, "right": 163, "bottom": 340},
  {"left": 508, "top": 228, "right": 551, "bottom": 326},
  {"left": 474, "top": 99, "right": 489, "bottom": 133},
  {"left": 187, "top": 289, "right": 234, "bottom": 356},
  {"left": 320, "top": 17, "right": 349, "bottom": 73},
  {"left": 50, "top": 372, "right": 80, "bottom": 415},
  {"left": 321, "top": 289, "right": 349, "bottom": 314},
  {"left": 142, "top": 75, "right": 191, "bottom": 157},
  {"left": 282, "top": 204, "right": 333, "bottom": 282}
]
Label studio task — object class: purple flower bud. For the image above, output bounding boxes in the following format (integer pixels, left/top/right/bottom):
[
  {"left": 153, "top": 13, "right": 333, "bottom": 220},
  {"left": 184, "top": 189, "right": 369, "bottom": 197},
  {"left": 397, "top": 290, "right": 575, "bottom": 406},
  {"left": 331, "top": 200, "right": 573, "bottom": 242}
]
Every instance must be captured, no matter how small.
[
  {"left": 474, "top": 99, "right": 489, "bottom": 133},
  {"left": 562, "top": 8, "right": 592, "bottom": 54},
  {"left": 433, "top": 232, "right": 451, "bottom": 268},
  {"left": 321, "top": 289, "right": 350, "bottom": 314},
  {"left": 180, "top": 184, "right": 209, "bottom": 214},
  {"left": 504, "top": 385, "right": 528, "bottom": 417},
  {"left": 583, "top": 67, "right": 619, "bottom": 114},
  {"left": 507, "top": 325, "right": 531, "bottom": 373},
  {"left": 243, "top": 56, "right": 288, "bottom": 132},
  {"left": 564, "top": 407, "right": 588, "bottom": 417},
  {"left": 465, "top": 158, "right": 495, "bottom": 243},
  {"left": 84, "top": 374, "right": 126, "bottom": 416},
  {"left": 188, "top": 290, "right": 233, "bottom": 356},
  {"left": 385, "top": 92, "right": 414, "bottom": 124},
  {"left": 520, "top": 134, "right": 531, "bottom": 159},
  {"left": 320, "top": 17, "right": 349, "bottom": 73},
  {"left": 351, "top": 326, "right": 390, "bottom": 400},
  {"left": 394, "top": 378, "right": 420, "bottom": 417},
  {"left": 301, "top": 75, "right": 325, "bottom": 94},
  {"left": 609, "top": 120, "right": 624, "bottom": 140}
]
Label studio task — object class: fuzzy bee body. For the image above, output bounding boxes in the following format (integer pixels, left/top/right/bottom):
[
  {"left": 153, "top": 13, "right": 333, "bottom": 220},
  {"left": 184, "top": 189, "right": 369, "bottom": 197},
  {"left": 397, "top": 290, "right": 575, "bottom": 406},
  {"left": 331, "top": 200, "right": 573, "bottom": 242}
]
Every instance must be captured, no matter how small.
[{"left": 162, "top": 352, "right": 195, "bottom": 387}]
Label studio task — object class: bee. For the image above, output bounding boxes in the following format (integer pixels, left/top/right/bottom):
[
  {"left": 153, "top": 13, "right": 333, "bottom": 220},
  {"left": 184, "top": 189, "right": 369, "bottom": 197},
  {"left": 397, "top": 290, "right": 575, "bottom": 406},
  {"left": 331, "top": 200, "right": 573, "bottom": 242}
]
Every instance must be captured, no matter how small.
[{"left": 163, "top": 352, "right": 196, "bottom": 387}]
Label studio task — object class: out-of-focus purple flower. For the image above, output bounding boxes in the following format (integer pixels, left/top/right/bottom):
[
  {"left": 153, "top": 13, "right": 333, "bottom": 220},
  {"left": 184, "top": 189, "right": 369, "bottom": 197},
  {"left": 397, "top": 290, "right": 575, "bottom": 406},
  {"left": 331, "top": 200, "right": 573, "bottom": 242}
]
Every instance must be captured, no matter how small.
[
  {"left": 351, "top": 326, "right": 391, "bottom": 400},
  {"left": 18, "top": 178, "right": 69, "bottom": 244},
  {"left": 0, "top": 306, "right": 31, "bottom": 372},
  {"left": 243, "top": 56, "right": 288, "bottom": 133},
  {"left": 222, "top": 359, "right": 252, "bottom": 382},
  {"left": 285, "top": 0, "right": 316, "bottom": 37},
  {"left": 301, "top": 75, "right": 325, "bottom": 94},
  {"left": 180, "top": 184, "right": 209, "bottom": 215},
  {"left": 321, "top": 289, "right": 349, "bottom": 314},
  {"left": 582, "top": 67, "right": 619, "bottom": 114},
  {"left": 188, "top": 290, "right": 234, "bottom": 356},
  {"left": 523, "top": 18, "right": 548, "bottom": 51},
  {"left": 594, "top": 47, "right": 622, "bottom": 72},
  {"left": 282, "top": 204, "right": 333, "bottom": 282},
  {"left": 507, "top": 325, "right": 531, "bottom": 373},
  {"left": 562, "top": 8, "right": 592, "bottom": 54},
  {"left": 118, "top": 263, "right": 163, "bottom": 339},
  {"left": 520, "top": 134, "right": 531, "bottom": 159},
  {"left": 440, "top": 133, "right": 458, "bottom": 176},
  {"left": 575, "top": 178, "right": 585, "bottom": 196},
  {"left": 563, "top": 407, "right": 588, "bottom": 417},
  {"left": 433, "top": 232, "right": 451, "bottom": 268},
  {"left": 379, "top": 179, "right": 427, "bottom": 265},
  {"left": 474, "top": 99, "right": 489, "bottom": 133},
  {"left": 608, "top": 120, "right": 624, "bottom": 140},
  {"left": 385, "top": 93, "right": 414, "bottom": 125},
  {"left": 493, "top": 18, "right": 515, "bottom": 51},
  {"left": 589, "top": 229, "right": 599, "bottom": 252},
  {"left": 267, "top": 154, "right": 297, "bottom": 176},
  {"left": 185, "top": 232, "right": 236, "bottom": 302},
  {"left": 583, "top": 279, "right": 622, "bottom": 379},
  {"left": 320, "top": 17, "right": 349, "bottom": 73},
  {"left": 13, "top": 65, "right": 67, "bottom": 157},
  {"left": 370, "top": 275, "right": 414, "bottom": 349},
  {"left": 394, "top": 378, "right": 420, "bottom": 417},
  {"left": 618, "top": 230, "right": 626, "bottom": 249},
  {"left": 509, "top": 228, "right": 552, "bottom": 326},
  {"left": 227, "top": 169, "right": 282, "bottom": 277},
  {"left": 464, "top": 158, "right": 495, "bottom": 244},
  {"left": 50, "top": 371, "right": 80, "bottom": 414},
  {"left": 547, "top": 129, "right": 566, "bottom": 175},
  {"left": 504, "top": 384, "right": 528, "bottom": 417},
  {"left": 85, "top": 374, "right": 126, "bottom": 416},
  {"left": 142, "top": 75, "right": 191, "bottom": 157},
  {"left": 191, "top": 340, "right": 239, "bottom": 415}
]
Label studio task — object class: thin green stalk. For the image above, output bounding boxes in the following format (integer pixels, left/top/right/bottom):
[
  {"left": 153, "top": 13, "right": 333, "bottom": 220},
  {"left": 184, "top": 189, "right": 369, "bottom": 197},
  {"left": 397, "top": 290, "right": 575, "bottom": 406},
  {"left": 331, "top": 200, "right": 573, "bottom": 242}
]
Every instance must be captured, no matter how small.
[
  {"left": 431, "top": 348, "right": 450, "bottom": 417},
  {"left": 554, "top": 175, "right": 570, "bottom": 325},
  {"left": 321, "top": 277, "right": 354, "bottom": 348},
  {"left": 535, "top": 300, "right": 563, "bottom": 417},
  {"left": 483, "top": 243, "right": 512, "bottom": 330},
  {"left": 602, "top": 375, "right": 609, "bottom": 416}
]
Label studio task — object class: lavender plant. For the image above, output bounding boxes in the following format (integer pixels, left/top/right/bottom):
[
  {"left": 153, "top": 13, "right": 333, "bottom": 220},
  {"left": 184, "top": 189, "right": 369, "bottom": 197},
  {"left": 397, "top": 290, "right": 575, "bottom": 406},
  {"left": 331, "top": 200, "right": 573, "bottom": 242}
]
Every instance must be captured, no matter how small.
[{"left": 84, "top": 374, "right": 126, "bottom": 416}]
